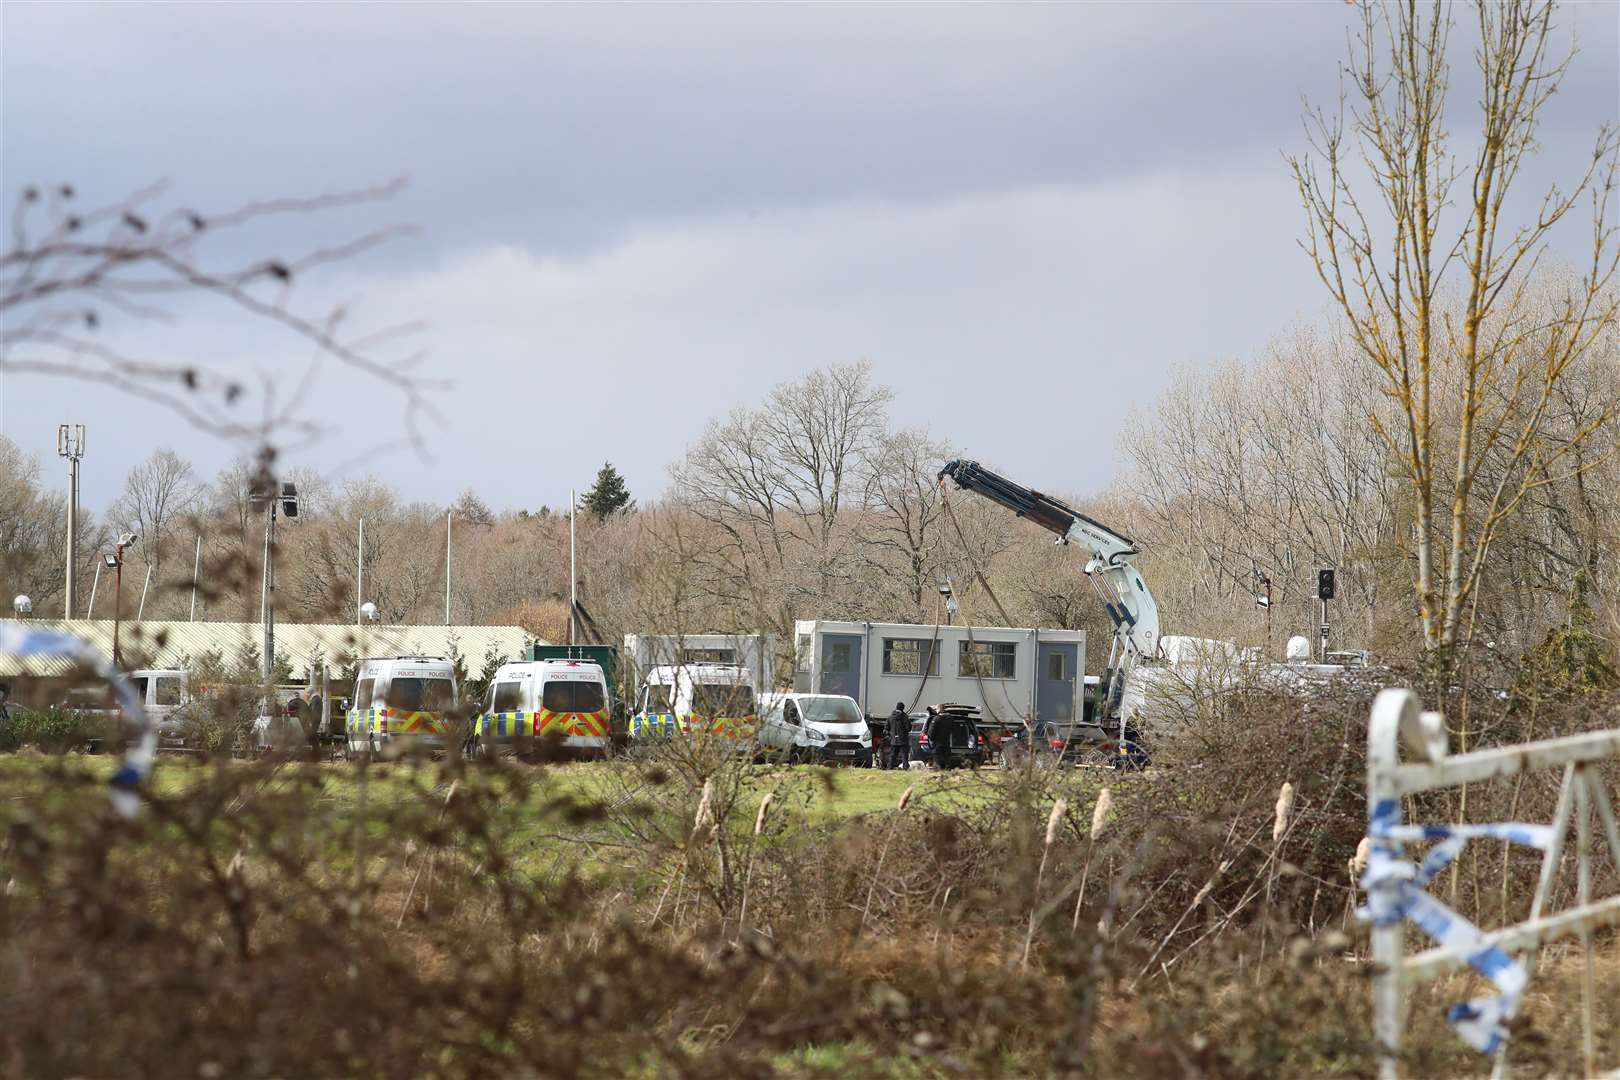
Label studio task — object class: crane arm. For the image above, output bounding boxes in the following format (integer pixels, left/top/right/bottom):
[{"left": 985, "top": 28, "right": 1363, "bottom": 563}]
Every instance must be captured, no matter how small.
[{"left": 938, "top": 459, "right": 1160, "bottom": 709}]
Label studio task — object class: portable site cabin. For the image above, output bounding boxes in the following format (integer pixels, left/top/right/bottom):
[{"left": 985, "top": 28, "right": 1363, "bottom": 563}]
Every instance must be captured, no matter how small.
[
  {"left": 621, "top": 634, "right": 777, "bottom": 696},
  {"left": 792, "top": 620, "right": 1086, "bottom": 731}
]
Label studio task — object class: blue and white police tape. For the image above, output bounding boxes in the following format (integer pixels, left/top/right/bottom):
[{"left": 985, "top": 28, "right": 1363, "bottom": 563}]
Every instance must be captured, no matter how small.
[
  {"left": 0, "top": 623, "right": 155, "bottom": 818},
  {"left": 1360, "top": 797, "right": 1554, "bottom": 1055}
]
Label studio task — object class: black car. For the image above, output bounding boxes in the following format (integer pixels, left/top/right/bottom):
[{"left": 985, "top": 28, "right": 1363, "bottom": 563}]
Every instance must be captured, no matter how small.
[{"left": 909, "top": 706, "right": 986, "bottom": 768}]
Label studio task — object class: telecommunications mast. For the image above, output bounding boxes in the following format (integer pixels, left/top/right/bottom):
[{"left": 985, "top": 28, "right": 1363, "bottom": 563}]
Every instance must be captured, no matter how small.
[{"left": 57, "top": 425, "right": 86, "bottom": 618}]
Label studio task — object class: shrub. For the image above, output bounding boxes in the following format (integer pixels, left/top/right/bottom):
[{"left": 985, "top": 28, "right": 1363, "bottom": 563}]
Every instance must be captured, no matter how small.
[
  {"left": 178, "top": 685, "right": 259, "bottom": 755},
  {"left": 1, "top": 706, "right": 109, "bottom": 754}
]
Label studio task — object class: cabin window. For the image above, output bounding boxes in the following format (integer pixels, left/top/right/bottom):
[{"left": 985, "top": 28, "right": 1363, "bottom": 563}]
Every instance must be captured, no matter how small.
[
  {"left": 682, "top": 647, "right": 735, "bottom": 665},
  {"left": 882, "top": 638, "right": 940, "bottom": 676},
  {"left": 1047, "top": 653, "right": 1065, "bottom": 680},
  {"left": 492, "top": 681, "right": 524, "bottom": 713},
  {"left": 130, "top": 676, "right": 150, "bottom": 701},
  {"left": 155, "top": 677, "right": 184, "bottom": 706},
  {"left": 796, "top": 635, "right": 813, "bottom": 673},
  {"left": 959, "top": 640, "right": 1016, "bottom": 679},
  {"left": 825, "top": 642, "right": 852, "bottom": 674}
]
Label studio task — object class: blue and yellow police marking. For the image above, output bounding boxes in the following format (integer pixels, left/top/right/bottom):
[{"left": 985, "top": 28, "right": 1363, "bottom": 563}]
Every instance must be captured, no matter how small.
[
  {"left": 476, "top": 710, "right": 611, "bottom": 739},
  {"left": 346, "top": 707, "right": 446, "bottom": 736},
  {"left": 628, "top": 714, "right": 758, "bottom": 738},
  {"left": 629, "top": 712, "right": 681, "bottom": 737},
  {"left": 476, "top": 711, "right": 529, "bottom": 737}
]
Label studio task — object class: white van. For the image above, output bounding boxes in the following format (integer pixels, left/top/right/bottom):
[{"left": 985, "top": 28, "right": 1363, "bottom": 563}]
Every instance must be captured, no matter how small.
[
  {"left": 475, "top": 659, "right": 610, "bottom": 758},
  {"left": 126, "top": 668, "right": 193, "bottom": 743},
  {"left": 345, "top": 656, "right": 459, "bottom": 755},
  {"left": 57, "top": 668, "right": 194, "bottom": 746},
  {"left": 628, "top": 664, "right": 757, "bottom": 742},
  {"left": 758, "top": 691, "right": 872, "bottom": 766}
]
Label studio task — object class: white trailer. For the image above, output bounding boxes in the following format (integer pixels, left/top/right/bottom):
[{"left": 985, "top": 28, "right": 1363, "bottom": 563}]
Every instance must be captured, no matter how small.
[
  {"left": 621, "top": 633, "right": 777, "bottom": 696},
  {"left": 791, "top": 620, "right": 1086, "bottom": 732}
]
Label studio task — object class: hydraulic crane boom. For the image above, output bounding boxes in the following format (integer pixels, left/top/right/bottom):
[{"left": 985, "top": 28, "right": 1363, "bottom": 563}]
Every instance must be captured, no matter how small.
[{"left": 938, "top": 458, "right": 1160, "bottom": 719}]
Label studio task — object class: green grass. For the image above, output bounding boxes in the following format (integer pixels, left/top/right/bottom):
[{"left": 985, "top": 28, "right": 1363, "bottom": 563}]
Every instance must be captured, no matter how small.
[
  {"left": 0, "top": 752, "right": 1110, "bottom": 894},
  {"left": 0, "top": 753, "right": 1006, "bottom": 820}
]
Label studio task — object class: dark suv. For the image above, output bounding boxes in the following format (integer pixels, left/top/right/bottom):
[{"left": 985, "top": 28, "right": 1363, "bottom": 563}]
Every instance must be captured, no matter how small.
[{"left": 909, "top": 706, "right": 986, "bottom": 768}]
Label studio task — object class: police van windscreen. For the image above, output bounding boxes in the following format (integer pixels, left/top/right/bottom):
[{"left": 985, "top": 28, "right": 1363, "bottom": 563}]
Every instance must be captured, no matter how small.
[
  {"left": 542, "top": 680, "right": 605, "bottom": 713},
  {"left": 798, "top": 696, "right": 862, "bottom": 726},
  {"left": 695, "top": 684, "right": 755, "bottom": 717},
  {"left": 491, "top": 682, "right": 524, "bottom": 713},
  {"left": 386, "top": 677, "right": 455, "bottom": 711}
]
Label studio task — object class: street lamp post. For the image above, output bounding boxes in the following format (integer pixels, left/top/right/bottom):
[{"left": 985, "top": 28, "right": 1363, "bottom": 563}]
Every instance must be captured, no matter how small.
[{"left": 259, "top": 481, "right": 300, "bottom": 685}]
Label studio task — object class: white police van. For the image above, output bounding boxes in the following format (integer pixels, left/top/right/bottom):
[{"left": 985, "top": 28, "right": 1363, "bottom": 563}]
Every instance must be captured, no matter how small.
[
  {"left": 475, "top": 658, "right": 610, "bottom": 759},
  {"left": 628, "top": 663, "right": 757, "bottom": 744},
  {"left": 345, "top": 656, "right": 459, "bottom": 755}
]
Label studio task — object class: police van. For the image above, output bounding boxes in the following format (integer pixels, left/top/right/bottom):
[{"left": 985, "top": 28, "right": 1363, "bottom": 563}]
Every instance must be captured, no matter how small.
[
  {"left": 345, "top": 656, "right": 459, "bottom": 755},
  {"left": 474, "top": 659, "right": 611, "bottom": 759},
  {"left": 628, "top": 663, "right": 757, "bottom": 744}
]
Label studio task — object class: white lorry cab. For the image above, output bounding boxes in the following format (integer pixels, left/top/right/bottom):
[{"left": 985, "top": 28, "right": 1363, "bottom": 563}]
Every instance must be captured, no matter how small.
[
  {"left": 475, "top": 659, "right": 610, "bottom": 758},
  {"left": 628, "top": 663, "right": 757, "bottom": 742},
  {"left": 345, "top": 656, "right": 459, "bottom": 754},
  {"left": 758, "top": 691, "right": 872, "bottom": 766}
]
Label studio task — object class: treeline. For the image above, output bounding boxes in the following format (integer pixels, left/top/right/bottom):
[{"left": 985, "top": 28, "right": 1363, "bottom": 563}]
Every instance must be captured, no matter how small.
[
  {"left": 1121, "top": 309, "right": 1619, "bottom": 677},
  {"left": 3, "top": 340, "right": 1616, "bottom": 681}
]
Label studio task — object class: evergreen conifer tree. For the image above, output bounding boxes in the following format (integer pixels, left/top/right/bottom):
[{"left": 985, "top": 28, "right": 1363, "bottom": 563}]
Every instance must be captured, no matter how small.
[{"left": 582, "top": 462, "right": 633, "bottom": 520}]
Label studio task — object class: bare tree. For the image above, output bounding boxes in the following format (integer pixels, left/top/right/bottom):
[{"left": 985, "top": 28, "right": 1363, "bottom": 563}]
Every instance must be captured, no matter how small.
[
  {"left": 1291, "top": 0, "right": 1620, "bottom": 654},
  {"left": 450, "top": 488, "right": 495, "bottom": 527},
  {"left": 859, "top": 428, "right": 957, "bottom": 615},
  {"left": 109, "top": 448, "right": 201, "bottom": 580},
  {"left": 673, "top": 360, "right": 893, "bottom": 635},
  {"left": 2, "top": 179, "right": 429, "bottom": 467}
]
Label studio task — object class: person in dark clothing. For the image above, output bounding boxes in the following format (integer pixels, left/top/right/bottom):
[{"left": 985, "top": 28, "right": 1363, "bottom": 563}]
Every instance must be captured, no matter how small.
[
  {"left": 925, "top": 705, "right": 955, "bottom": 770},
  {"left": 884, "top": 702, "right": 909, "bottom": 770}
]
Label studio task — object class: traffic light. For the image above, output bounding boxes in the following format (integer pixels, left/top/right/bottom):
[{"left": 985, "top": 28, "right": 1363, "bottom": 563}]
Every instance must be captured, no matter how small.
[
  {"left": 1318, "top": 568, "right": 1336, "bottom": 601},
  {"left": 280, "top": 481, "right": 300, "bottom": 519}
]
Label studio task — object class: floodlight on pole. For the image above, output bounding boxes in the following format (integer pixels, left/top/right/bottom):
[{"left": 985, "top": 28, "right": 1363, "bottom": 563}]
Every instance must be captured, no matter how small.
[
  {"left": 13, "top": 595, "right": 32, "bottom": 618},
  {"left": 360, "top": 602, "right": 379, "bottom": 623},
  {"left": 109, "top": 532, "right": 136, "bottom": 668}
]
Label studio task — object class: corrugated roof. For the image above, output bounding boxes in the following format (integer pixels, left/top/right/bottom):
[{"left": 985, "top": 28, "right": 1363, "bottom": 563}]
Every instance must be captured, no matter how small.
[{"left": 0, "top": 619, "right": 539, "bottom": 678}]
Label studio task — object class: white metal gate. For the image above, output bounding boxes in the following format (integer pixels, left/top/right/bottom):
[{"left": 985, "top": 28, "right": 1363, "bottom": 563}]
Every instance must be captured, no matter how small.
[{"left": 1362, "top": 687, "right": 1620, "bottom": 1078}]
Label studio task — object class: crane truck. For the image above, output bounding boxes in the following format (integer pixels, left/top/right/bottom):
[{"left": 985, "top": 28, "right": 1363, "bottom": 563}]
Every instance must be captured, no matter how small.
[{"left": 938, "top": 458, "right": 1159, "bottom": 762}]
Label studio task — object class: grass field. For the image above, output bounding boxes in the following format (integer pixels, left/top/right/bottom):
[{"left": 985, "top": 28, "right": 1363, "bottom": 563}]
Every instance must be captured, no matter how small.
[{"left": 0, "top": 752, "right": 1038, "bottom": 821}]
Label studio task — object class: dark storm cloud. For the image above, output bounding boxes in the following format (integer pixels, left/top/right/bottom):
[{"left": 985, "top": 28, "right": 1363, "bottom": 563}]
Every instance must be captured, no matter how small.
[{"left": 2, "top": 2, "right": 1615, "bottom": 512}]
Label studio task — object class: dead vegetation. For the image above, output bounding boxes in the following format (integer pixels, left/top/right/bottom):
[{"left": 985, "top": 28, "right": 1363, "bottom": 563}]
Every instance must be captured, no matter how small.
[{"left": 2, "top": 667, "right": 1614, "bottom": 1079}]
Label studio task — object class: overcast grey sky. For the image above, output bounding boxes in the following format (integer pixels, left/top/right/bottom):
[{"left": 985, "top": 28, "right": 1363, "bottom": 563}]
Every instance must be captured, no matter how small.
[{"left": 3, "top": 2, "right": 1616, "bottom": 514}]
